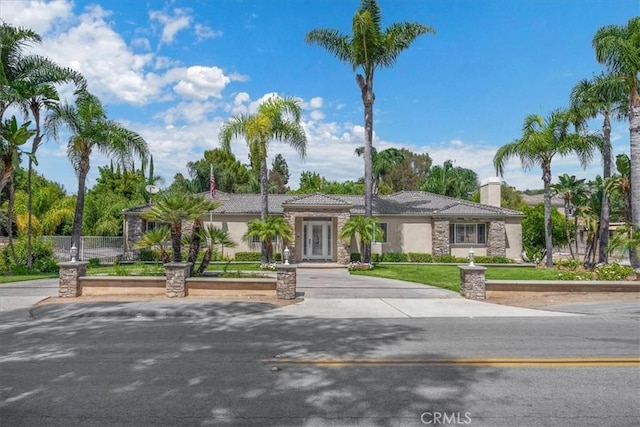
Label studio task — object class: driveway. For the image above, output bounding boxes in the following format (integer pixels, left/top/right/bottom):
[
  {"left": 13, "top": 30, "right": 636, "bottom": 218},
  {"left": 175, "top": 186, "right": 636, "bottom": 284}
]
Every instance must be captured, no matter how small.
[
  {"left": 0, "top": 278, "right": 58, "bottom": 314},
  {"left": 296, "top": 268, "right": 458, "bottom": 299}
]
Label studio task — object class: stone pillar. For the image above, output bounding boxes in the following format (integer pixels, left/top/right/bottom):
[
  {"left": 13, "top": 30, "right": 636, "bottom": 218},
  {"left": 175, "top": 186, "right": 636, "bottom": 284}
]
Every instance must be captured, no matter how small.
[
  {"left": 458, "top": 265, "right": 487, "bottom": 300},
  {"left": 487, "top": 220, "right": 506, "bottom": 257},
  {"left": 432, "top": 218, "right": 450, "bottom": 258},
  {"left": 58, "top": 261, "right": 88, "bottom": 298},
  {"left": 164, "top": 262, "right": 192, "bottom": 298},
  {"left": 336, "top": 211, "right": 351, "bottom": 265},
  {"left": 275, "top": 265, "right": 297, "bottom": 299}
]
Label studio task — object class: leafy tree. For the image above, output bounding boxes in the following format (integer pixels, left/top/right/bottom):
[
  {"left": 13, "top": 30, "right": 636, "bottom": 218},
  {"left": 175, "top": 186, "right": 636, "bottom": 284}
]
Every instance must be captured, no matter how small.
[
  {"left": 420, "top": 160, "right": 478, "bottom": 199},
  {"left": 339, "top": 215, "right": 383, "bottom": 261},
  {"left": 47, "top": 89, "right": 149, "bottom": 255},
  {"left": 571, "top": 73, "right": 627, "bottom": 263},
  {"left": 604, "top": 153, "right": 632, "bottom": 223},
  {"left": 196, "top": 226, "right": 236, "bottom": 274},
  {"left": 500, "top": 182, "right": 527, "bottom": 211},
  {"left": 384, "top": 148, "right": 432, "bottom": 191},
  {"left": 294, "top": 171, "right": 365, "bottom": 195},
  {"left": 593, "top": 17, "right": 640, "bottom": 268},
  {"left": 306, "top": 0, "right": 434, "bottom": 263},
  {"left": 220, "top": 97, "right": 306, "bottom": 263},
  {"left": 521, "top": 204, "right": 568, "bottom": 261},
  {"left": 355, "top": 146, "right": 404, "bottom": 195},
  {"left": 269, "top": 153, "right": 290, "bottom": 194},
  {"left": 142, "top": 191, "right": 219, "bottom": 263},
  {"left": 551, "top": 174, "right": 586, "bottom": 259},
  {"left": 244, "top": 216, "right": 293, "bottom": 263},
  {"left": 186, "top": 148, "right": 252, "bottom": 194},
  {"left": 494, "top": 109, "right": 598, "bottom": 267}
]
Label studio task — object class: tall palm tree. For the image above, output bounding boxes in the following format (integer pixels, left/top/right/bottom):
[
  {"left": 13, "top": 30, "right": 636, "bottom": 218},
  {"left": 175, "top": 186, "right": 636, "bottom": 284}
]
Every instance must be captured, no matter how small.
[
  {"left": 604, "top": 153, "right": 632, "bottom": 224},
  {"left": 354, "top": 146, "right": 404, "bottom": 194},
  {"left": 306, "top": 0, "right": 434, "bottom": 262},
  {"left": 46, "top": 90, "right": 148, "bottom": 256},
  {"left": 142, "top": 191, "right": 218, "bottom": 263},
  {"left": 494, "top": 109, "right": 598, "bottom": 267},
  {"left": 551, "top": 173, "right": 586, "bottom": 259},
  {"left": 220, "top": 97, "right": 306, "bottom": 263},
  {"left": 593, "top": 17, "right": 640, "bottom": 268},
  {"left": 570, "top": 74, "right": 627, "bottom": 263}
]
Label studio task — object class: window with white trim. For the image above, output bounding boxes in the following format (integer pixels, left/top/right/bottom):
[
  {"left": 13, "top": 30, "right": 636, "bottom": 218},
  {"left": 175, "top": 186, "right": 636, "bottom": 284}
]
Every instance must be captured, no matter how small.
[
  {"left": 449, "top": 223, "right": 486, "bottom": 244},
  {"left": 374, "top": 223, "right": 388, "bottom": 243},
  {"left": 251, "top": 235, "right": 278, "bottom": 244}
]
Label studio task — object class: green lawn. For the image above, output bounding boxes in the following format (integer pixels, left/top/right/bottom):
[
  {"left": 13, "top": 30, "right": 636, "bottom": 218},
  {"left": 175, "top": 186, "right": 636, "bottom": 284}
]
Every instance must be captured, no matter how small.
[
  {"left": 0, "top": 273, "right": 58, "bottom": 284},
  {"left": 351, "top": 264, "right": 560, "bottom": 292}
]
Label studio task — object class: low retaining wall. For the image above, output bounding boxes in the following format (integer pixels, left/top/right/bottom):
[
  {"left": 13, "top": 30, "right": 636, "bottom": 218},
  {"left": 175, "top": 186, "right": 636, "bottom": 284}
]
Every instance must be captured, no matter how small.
[
  {"left": 486, "top": 280, "right": 640, "bottom": 293},
  {"left": 80, "top": 276, "right": 165, "bottom": 296},
  {"left": 186, "top": 277, "right": 276, "bottom": 297}
]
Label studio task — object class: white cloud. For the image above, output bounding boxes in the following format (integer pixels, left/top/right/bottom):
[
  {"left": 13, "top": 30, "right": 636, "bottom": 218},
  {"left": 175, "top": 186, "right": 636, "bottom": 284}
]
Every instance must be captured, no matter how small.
[
  {"left": 309, "top": 110, "right": 325, "bottom": 121},
  {"left": 309, "top": 97, "right": 323, "bottom": 109},
  {"left": 172, "top": 66, "right": 231, "bottom": 101},
  {"left": 0, "top": 0, "right": 72, "bottom": 34},
  {"left": 194, "top": 24, "right": 222, "bottom": 40},
  {"left": 149, "top": 8, "right": 192, "bottom": 45}
]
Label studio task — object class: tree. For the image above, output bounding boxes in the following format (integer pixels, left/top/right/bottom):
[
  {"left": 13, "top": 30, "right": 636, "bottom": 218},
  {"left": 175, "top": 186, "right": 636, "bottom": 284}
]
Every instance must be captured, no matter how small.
[
  {"left": 604, "top": 153, "right": 632, "bottom": 223},
  {"left": 521, "top": 204, "right": 568, "bottom": 262},
  {"left": 551, "top": 173, "right": 586, "bottom": 259},
  {"left": 244, "top": 216, "right": 293, "bottom": 264},
  {"left": 494, "top": 109, "right": 598, "bottom": 267},
  {"left": 196, "top": 226, "right": 236, "bottom": 275},
  {"left": 339, "top": 215, "right": 383, "bottom": 261},
  {"left": 571, "top": 74, "right": 627, "bottom": 263},
  {"left": 269, "top": 153, "right": 290, "bottom": 194},
  {"left": 134, "top": 226, "right": 171, "bottom": 263},
  {"left": 384, "top": 148, "right": 432, "bottom": 191},
  {"left": 499, "top": 182, "right": 527, "bottom": 211},
  {"left": 593, "top": 17, "right": 640, "bottom": 268},
  {"left": 220, "top": 97, "right": 306, "bottom": 263},
  {"left": 306, "top": 0, "right": 434, "bottom": 263},
  {"left": 47, "top": 90, "right": 149, "bottom": 256},
  {"left": 420, "top": 160, "right": 478, "bottom": 200},
  {"left": 141, "top": 191, "right": 219, "bottom": 263},
  {"left": 355, "top": 146, "right": 404, "bottom": 195}
]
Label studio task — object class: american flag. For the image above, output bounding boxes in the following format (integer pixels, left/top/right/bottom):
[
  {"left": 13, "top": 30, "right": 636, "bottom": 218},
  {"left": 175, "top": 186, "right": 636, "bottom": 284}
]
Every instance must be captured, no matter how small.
[{"left": 210, "top": 165, "right": 216, "bottom": 198}]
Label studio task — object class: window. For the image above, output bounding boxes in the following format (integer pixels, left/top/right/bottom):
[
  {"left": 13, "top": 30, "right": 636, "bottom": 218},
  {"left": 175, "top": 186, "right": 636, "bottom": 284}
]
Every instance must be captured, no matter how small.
[
  {"left": 251, "top": 235, "right": 278, "bottom": 244},
  {"left": 449, "top": 223, "right": 486, "bottom": 244},
  {"left": 374, "top": 223, "right": 388, "bottom": 243}
]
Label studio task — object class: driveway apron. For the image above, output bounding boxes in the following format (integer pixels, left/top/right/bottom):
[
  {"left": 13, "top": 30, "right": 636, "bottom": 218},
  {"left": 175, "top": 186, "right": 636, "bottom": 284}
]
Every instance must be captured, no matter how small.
[{"left": 296, "top": 268, "right": 459, "bottom": 299}]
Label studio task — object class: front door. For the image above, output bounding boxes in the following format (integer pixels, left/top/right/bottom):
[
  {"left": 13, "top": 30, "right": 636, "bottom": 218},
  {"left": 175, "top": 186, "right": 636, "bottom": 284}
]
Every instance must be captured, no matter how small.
[{"left": 303, "top": 221, "right": 332, "bottom": 260}]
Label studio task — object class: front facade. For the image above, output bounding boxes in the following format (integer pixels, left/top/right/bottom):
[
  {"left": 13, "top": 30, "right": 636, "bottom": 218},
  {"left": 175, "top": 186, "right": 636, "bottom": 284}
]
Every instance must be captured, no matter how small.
[{"left": 122, "top": 179, "right": 524, "bottom": 264}]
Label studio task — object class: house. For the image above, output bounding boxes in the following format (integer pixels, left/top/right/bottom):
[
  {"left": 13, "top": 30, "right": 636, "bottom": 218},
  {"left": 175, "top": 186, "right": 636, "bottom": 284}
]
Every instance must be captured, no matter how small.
[{"left": 122, "top": 177, "right": 523, "bottom": 264}]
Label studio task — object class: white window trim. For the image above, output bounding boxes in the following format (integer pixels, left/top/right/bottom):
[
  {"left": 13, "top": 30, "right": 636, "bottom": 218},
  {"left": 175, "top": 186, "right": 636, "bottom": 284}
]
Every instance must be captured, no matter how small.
[
  {"left": 374, "top": 222, "right": 388, "bottom": 244},
  {"left": 449, "top": 223, "right": 486, "bottom": 245}
]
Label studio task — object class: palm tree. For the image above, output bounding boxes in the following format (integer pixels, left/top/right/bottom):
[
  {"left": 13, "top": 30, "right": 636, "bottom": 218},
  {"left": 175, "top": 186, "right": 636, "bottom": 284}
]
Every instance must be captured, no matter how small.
[
  {"left": 244, "top": 216, "right": 294, "bottom": 264},
  {"left": 134, "top": 226, "right": 171, "bottom": 263},
  {"left": 141, "top": 191, "right": 219, "bottom": 263},
  {"left": 220, "top": 97, "right": 306, "bottom": 263},
  {"left": 493, "top": 109, "right": 598, "bottom": 267},
  {"left": 420, "top": 160, "right": 478, "bottom": 199},
  {"left": 46, "top": 90, "right": 149, "bottom": 256},
  {"left": 196, "top": 226, "right": 236, "bottom": 275},
  {"left": 306, "top": 0, "right": 434, "bottom": 263},
  {"left": 355, "top": 146, "right": 404, "bottom": 194},
  {"left": 339, "top": 215, "right": 383, "bottom": 261},
  {"left": 608, "top": 223, "right": 640, "bottom": 265},
  {"left": 593, "top": 17, "right": 640, "bottom": 268},
  {"left": 551, "top": 173, "right": 586, "bottom": 259},
  {"left": 570, "top": 74, "right": 627, "bottom": 263},
  {"left": 604, "top": 154, "right": 632, "bottom": 223}
]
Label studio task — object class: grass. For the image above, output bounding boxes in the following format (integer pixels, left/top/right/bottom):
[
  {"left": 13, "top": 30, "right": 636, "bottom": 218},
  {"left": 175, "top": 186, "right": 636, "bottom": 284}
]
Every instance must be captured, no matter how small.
[
  {"left": 351, "top": 265, "right": 562, "bottom": 292},
  {"left": 0, "top": 273, "right": 57, "bottom": 284}
]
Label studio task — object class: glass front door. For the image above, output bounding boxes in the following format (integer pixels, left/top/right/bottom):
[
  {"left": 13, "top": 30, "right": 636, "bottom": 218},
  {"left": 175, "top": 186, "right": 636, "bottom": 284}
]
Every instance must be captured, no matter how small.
[{"left": 303, "top": 221, "right": 332, "bottom": 260}]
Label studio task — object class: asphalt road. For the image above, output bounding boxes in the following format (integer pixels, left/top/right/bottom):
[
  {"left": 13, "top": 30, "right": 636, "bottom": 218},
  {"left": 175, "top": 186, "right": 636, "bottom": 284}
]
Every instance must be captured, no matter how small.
[{"left": 1, "top": 306, "right": 638, "bottom": 426}]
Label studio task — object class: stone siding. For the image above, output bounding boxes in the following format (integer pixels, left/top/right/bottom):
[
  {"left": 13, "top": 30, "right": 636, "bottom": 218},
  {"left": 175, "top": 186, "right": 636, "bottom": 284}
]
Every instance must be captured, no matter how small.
[
  {"left": 164, "top": 262, "right": 192, "bottom": 298},
  {"left": 432, "top": 218, "right": 450, "bottom": 257},
  {"left": 125, "top": 215, "right": 144, "bottom": 259},
  {"left": 275, "top": 265, "right": 297, "bottom": 299},
  {"left": 459, "top": 265, "right": 486, "bottom": 300},
  {"left": 487, "top": 220, "right": 506, "bottom": 257},
  {"left": 58, "top": 262, "right": 88, "bottom": 298}
]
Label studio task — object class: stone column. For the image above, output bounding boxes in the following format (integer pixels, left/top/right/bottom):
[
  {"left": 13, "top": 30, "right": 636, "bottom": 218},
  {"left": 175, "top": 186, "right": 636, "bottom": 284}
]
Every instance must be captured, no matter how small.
[
  {"left": 275, "top": 265, "right": 297, "bottom": 299},
  {"left": 487, "top": 220, "right": 506, "bottom": 257},
  {"left": 432, "top": 218, "right": 450, "bottom": 258},
  {"left": 58, "top": 261, "right": 88, "bottom": 298},
  {"left": 458, "top": 265, "right": 487, "bottom": 300},
  {"left": 164, "top": 262, "right": 192, "bottom": 298}
]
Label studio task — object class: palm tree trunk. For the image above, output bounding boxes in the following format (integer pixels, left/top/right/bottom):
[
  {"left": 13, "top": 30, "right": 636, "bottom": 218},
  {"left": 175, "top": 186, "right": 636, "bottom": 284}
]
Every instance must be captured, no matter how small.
[
  {"left": 170, "top": 223, "right": 182, "bottom": 263},
  {"left": 359, "top": 74, "right": 375, "bottom": 263},
  {"left": 564, "top": 200, "right": 574, "bottom": 259},
  {"left": 197, "top": 248, "right": 212, "bottom": 275},
  {"left": 7, "top": 177, "right": 18, "bottom": 265},
  {"left": 27, "top": 157, "right": 34, "bottom": 268},
  {"left": 187, "top": 219, "right": 202, "bottom": 275},
  {"left": 260, "top": 157, "right": 269, "bottom": 264},
  {"left": 598, "top": 114, "right": 612, "bottom": 264},
  {"left": 542, "top": 163, "right": 554, "bottom": 268},
  {"left": 72, "top": 156, "right": 90, "bottom": 261},
  {"left": 629, "top": 101, "right": 640, "bottom": 268}
]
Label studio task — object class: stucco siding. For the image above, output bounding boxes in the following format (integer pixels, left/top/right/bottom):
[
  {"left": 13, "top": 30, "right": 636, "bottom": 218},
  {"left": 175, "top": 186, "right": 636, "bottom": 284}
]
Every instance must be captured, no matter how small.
[
  {"left": 505, "top": 217, "right": 522, "bottom": 260},
  {"left": 205, "top": 214, "right": 259, "bottom": 257}
]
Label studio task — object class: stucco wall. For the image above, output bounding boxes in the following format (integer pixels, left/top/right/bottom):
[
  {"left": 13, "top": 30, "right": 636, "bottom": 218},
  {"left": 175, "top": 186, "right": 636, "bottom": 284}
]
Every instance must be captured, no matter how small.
[
  {"left": 205, "top": 214, "right": 260, "bottom": 257},
  {"left": 372, "top": 216, "right": 431, "bottom": 255},
  {"left": 505, "top": 217, "right": 523, "bottom": 260}
]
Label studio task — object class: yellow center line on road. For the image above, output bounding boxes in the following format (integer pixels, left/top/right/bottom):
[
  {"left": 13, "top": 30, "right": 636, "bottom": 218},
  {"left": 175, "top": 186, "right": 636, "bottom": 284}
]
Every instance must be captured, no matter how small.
[{"left": 263, "top": 357, "right": 640, "bottom": 368}]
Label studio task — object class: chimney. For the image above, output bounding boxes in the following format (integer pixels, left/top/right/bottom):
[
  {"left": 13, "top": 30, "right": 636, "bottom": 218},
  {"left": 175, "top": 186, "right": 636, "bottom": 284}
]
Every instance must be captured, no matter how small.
[{"left": 480, "top": 177, "right": 501, "bottom": 207}]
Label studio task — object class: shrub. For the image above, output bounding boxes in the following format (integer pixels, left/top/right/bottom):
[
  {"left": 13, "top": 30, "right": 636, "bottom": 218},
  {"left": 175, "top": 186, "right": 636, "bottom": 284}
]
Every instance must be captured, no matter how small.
[
  {"left": 88, "top": 258, "right": 100, "bottom": 268},
  {"left": 489, "top": 256, "right": 513, "bottom": 264},
  {"left": 555, "top": 259, "right": 582, "bottom": 271},
  {"left": 408, "top": 252, "right": 433, "bottom": 263},
  {"left": 33, "top": 258, "right": 59, "bottom": 273},
  {"left": 273, "top": 253, "right": 282, "bottom": 262},
  {"left": 139, "top": 249, "right": 160, "bottom": 262},
  {"left": 0, "top": 237, "right": 55, "bottom": 273},
  {"left": 434, "top": 254, "right": 467, "bottom": 263},
  {"left": 348, "top": 261, "right": 374, "bottom": 271},
  {"left": 556, "top": 270, "right": 594, "bottom": 281},
  {"left": 350, "top": 253, "right": 362, "bottom": 262},
  {"left": 234, "top": 251, "right": 262, "bottom": 261},
  {"left": 594, "top": 263, "right": 635, "bottom": 281},
  {"left": 381, "top": 252, "right": 408, "bottom": 262},
  {"left": 371, "top": 253, "right": 381, "bottom": 262}
]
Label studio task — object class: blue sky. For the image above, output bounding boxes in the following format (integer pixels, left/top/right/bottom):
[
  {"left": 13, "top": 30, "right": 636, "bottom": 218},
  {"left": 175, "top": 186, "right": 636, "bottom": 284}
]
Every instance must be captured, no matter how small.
[{"left": 2, "top": 0, "right": 639, "bottom": 193}]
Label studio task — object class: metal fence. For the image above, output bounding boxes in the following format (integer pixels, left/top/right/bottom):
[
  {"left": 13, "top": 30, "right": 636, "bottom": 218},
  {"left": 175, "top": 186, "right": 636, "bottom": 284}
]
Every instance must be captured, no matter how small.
[{"left": 43, "top": 236, "right": 124, "bottom": 263}]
